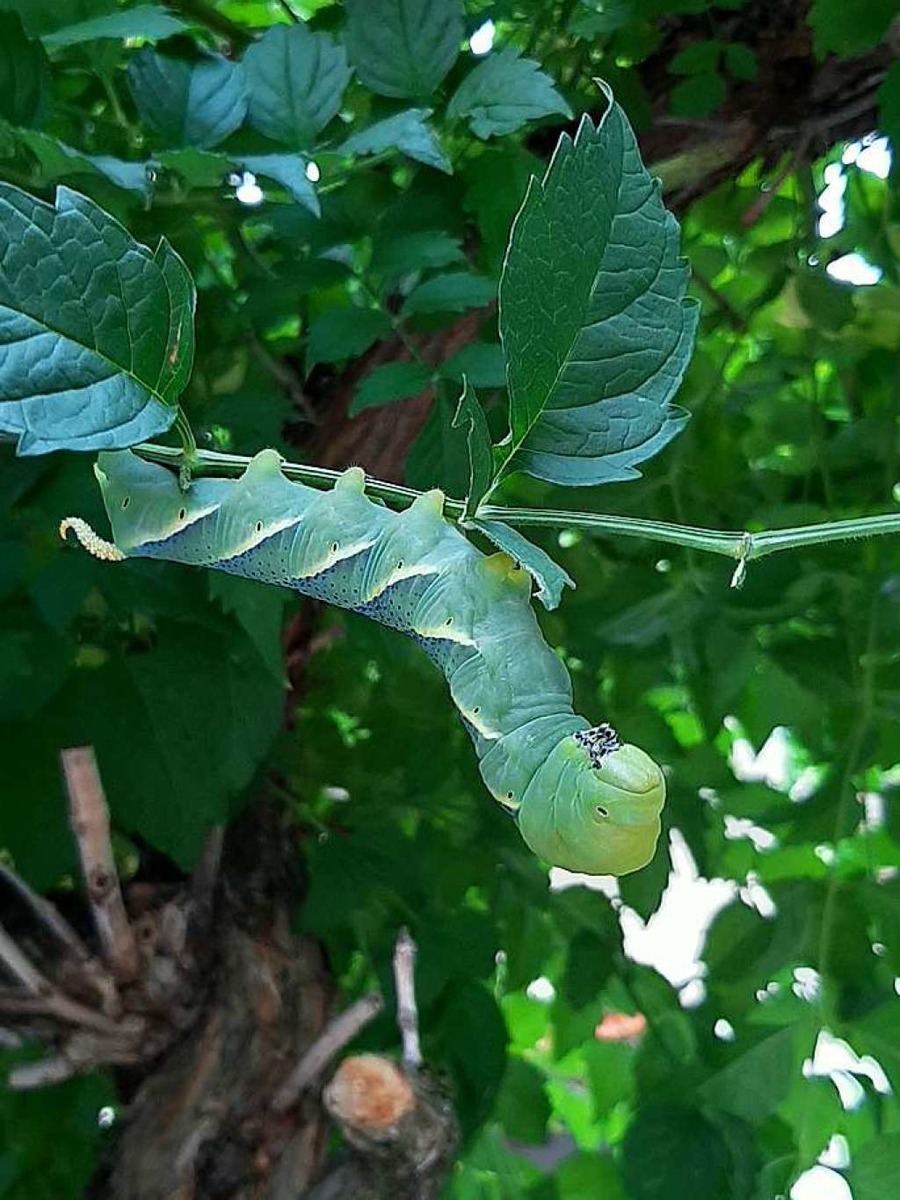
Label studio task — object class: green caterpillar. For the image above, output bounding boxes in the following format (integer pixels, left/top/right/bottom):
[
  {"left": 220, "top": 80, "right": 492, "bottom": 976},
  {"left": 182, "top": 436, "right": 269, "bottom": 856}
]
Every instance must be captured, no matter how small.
[{"left": 62, "top": 449, "right": 665, "bottom": 876}]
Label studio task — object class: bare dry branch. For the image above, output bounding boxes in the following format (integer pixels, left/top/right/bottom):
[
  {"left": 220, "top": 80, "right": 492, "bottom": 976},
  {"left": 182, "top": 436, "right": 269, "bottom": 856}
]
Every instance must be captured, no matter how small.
[
  {"left": 0, "top": 923, "right": 50, "bottom": 994},
  {"left": 272, "top": 992, "right": 383, "bottom": 1114},
  {"left": 0, "top": 986, "right": 134, "bottom": 1036},
  {"left": 0, "top": 863, "right": 121, "bottom": 1015},
  {"left": 61, "top": 746, "right": 140, "bottom": 985},
  {"left": 393, "top": 928, "right": 421, "bottom": 1072},
  {"left": 8, "top": 1054, "right": 76, "bottom": 1090}
]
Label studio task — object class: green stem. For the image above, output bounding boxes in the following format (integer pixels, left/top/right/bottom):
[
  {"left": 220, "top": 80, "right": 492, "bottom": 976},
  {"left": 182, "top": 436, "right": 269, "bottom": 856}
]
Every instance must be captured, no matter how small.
[{"left": 133, "top": 442, "right": 900, "bottom": 563}]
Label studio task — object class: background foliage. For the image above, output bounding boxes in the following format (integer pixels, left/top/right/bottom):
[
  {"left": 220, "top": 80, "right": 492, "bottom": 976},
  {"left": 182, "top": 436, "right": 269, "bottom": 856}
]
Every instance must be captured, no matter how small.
[{"left": 0, "top": 0, "right": 899, "bottom": 1197}]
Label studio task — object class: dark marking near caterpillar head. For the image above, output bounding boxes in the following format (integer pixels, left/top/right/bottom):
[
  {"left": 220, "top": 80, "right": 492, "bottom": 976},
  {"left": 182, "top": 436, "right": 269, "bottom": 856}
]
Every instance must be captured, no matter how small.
[
  {"left": 596, "top": 805, "right": 609, "bottom": 818},
  {"left": 574, "top": 723, "right": 621, "bottom": 768},
  {"left": 122, "top": 497, "right": 130, "bottom": 509},
  {"left": 256, "top": 521, "right": 263, "bottom": 533},
  {"left": 178, "top": 507, "right": 187, "bottom": 520}
]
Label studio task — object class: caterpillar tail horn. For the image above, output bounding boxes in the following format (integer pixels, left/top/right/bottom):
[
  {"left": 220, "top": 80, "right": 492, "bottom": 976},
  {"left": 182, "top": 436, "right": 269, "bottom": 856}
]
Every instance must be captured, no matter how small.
[{"left": 59, "top": 517, "right": 126, "bottom": 563}]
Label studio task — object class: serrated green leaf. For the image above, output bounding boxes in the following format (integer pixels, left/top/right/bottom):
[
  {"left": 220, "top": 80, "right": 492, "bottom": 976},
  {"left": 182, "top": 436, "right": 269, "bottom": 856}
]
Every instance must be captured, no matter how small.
[
  {"left": 468, "top": 520, "right": 574, "bottom": 610},
  {"left": 306, "top": 306, "right": 392, "bottom": 370},
  {"left": 41, "top": 4, "right": 187, "bottom": 47},
  {"left": 127, "top": 48, "right": 248, "bottom": 149},
  {"left": 451, "top": 377, "right": 493, "bottom": 516},
  {"left": 340, "top": 107, "right": 451, "bottom": 173},
  {"left": 447, "top": 47, "right": 571, "bottom": 139},
  {"left": 371, "top": 230, "right": 465, "bottom": 277},
  {"left": 0, "top": 13, "right": 50, "bottom": 127},
  {"left": 350, "top": 360, "right": 433, "bottom": 415},
  {"left": 498, "top": 92, "right": 698, "bottom": 486},
  {"left": 345, "top": 0, "right": 463, "bottom": 100},
  {"left": 244, "top": 23, "right": 351, "bottom": 148},
  {"left": 239, "top": 153, "right": 320, "bottom": 214},
  {"left": 401, "top": 271, "right": 495, "bottom": 316},
  {"left": 0, "top": 184, "right": 193, "bottom": 454}
]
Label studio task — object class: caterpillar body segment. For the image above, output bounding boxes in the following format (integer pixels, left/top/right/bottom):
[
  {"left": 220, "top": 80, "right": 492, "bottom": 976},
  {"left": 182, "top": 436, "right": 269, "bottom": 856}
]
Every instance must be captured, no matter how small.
[{"left": 76, "top": 449, "right": 665, "bottom": 876}]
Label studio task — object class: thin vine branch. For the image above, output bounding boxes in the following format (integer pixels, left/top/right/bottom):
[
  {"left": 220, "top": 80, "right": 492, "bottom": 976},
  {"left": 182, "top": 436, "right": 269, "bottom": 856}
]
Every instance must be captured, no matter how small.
[{"left": 133, "top": 442, "right": 900, "bottom": 565}]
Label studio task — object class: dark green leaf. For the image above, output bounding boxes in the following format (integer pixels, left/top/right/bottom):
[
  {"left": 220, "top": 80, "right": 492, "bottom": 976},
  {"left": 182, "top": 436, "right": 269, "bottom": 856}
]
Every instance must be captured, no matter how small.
[
  {"left": 306, "top": 307, "right": 392, "bottom": 369},
  {"left": 0, "top": 185, "right": 193, "bottom": 454},
  {"left": 401, "top": 271, "right": 495, "bottom": 316},
  {"left": 440, "top": 343, "right": 506, "bottom": 388},
  {"left": 851, "top": 1133, "right": 900, "bottom": 1200},
  {"left": 127, "top": 48, "right": 248, "bottom": 149},
  {"left": 239, "top": 153, "right": 320, "bottom": 214},
  {"left": 808, "top": 0, "right": 897, "bottom": 56},
  {"left": 431, "top": 982, "right": 508, "bottom": 1134},
  {"left": 877, "top": 62, "right": 900, "bottom": 153},
  {"left": 451, "top": 377, "right": 493, "bottom": 516},
  {"left": 622, "top": 1106, "right": 732, "bottom": 1200},
  {"left": 562, "top": 928, "right": 616, "bottom": 1008},
  {"left": 244, "top": 24, "right": 351, "bottom": 147},
  {"left": 447, "top": 48, "right": 571, "bottom": 139},
  {"left": 350, "top": 360, "right": 433, "bottom": 415},
  {"left": 371, "top": 230, "right": 465, "bottom": 277},
  {"left": 340, "top": 108, "right": 451, "bottom": 173},
  {"left": 498, "top": 92, "right": 698, "bottom": 486},
  {"left": 42, "top": 4, "right": 187, "bottom": 47},
  {"left": 345, "top": 0, "right": 464, "bottom": 100},
  {"left": 0, "top": 13, "right": 50, "bottom": 127},
  {"left": 75, "top": 618, "right": 283, "bottom": 866},
  {"left": 670, "top": 72, "right": 727, "bottom": 118},
  {"left": 724, "top": 44, "right": 757, "bottom": 81},
  {"left": 557, "top": 1153, "right": 628, "bottom": 1200},
  {"left": 699, "top": 1028, "right": 794, "bottom": 1122},
  {"left": 495, "top": 1057, "right": 551, "bottom": 1143},
  {"left": 670, "top": 40, "right": 722, "bottom": 75},
  {"left": 88, "top": 154, "right": 154, "bottom": 195}
]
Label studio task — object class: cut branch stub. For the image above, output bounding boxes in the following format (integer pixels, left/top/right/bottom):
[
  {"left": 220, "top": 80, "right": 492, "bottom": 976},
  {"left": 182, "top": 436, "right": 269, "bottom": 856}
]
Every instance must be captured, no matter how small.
[{"left": 61, "top": 746, "right": 141, "bottom": 985}]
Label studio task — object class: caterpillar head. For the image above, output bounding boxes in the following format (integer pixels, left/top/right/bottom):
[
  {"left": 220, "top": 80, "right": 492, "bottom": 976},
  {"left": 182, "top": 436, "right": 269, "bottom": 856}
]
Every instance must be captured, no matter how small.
[{"left": 517, "top": 725, "right": 665, "bottom": 876}]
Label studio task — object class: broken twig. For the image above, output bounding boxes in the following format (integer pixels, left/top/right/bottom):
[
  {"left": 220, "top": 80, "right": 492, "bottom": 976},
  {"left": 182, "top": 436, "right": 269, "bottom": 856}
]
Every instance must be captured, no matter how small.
[
  {"left": 272, "top": 991, "right": 383, "bottom": 1113},
  {"left": 61, "top": 747, "right": 140, "bottom": 985},
  {"left": 393, "top": 928, "right": 421, "bottom": 1072}
]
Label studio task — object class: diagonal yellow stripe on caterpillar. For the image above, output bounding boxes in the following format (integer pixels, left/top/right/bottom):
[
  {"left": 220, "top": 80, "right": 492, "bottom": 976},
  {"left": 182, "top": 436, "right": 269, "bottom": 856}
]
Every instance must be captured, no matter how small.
[{"left": 60, "top": 448, "right": 665, "bottom": 877}]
